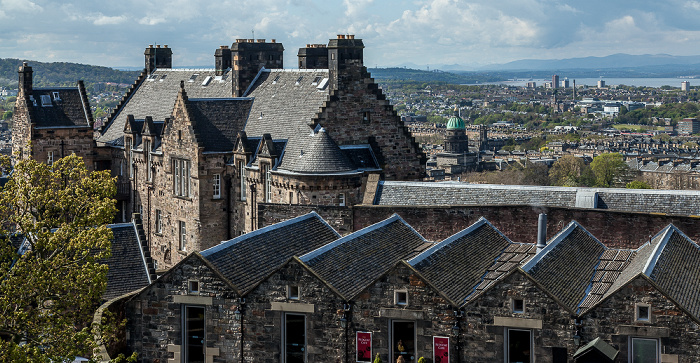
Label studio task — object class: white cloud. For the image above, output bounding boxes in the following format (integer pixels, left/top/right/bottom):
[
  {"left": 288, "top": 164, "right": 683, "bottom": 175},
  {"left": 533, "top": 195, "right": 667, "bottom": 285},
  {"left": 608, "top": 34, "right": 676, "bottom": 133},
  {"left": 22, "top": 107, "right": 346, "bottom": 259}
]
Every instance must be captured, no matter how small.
[
  {"left": 344, "top": 0, "right": 374, "bottom": 17},
  {"left": 0, "top": 0, "right": 41, "bottom": 18},
  {"left": 93, "top": 15, "right": 127, "bottom": 25},
  {"left": 139, "top": 17, "right": 166, "bottom": 26}
]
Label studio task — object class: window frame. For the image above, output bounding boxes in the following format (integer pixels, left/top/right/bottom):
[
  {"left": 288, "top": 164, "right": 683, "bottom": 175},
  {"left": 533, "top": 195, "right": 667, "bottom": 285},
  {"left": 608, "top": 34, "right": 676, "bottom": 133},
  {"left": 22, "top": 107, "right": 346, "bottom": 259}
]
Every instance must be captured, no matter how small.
[
  {"left": 213, "top": 174, "right": 221, "bottom": 199},
  {"left": 183, "top": 305, "right": 206, "bottom": 363},
  {"left": 505, "top": 328, "right": 533, "bottom": 363},
  {"left": 239, "top": 162, "right": 247, "bottom": 201},
  {"left": 173, "top": 158, "right": 190, "bottom": 197},
  {"left": 635, "top": 303, "right": 651, "bottom": 322},
  {"left": 512, "top": 298, "right": 524, "bottom": 314},
  {"left": 47, "top": 151, "right": 54, "bottom": 166},
  {"left": 179, "top": 221, "right": 187, "bottom": 251},
  {"left": 338, "top": 192, "right": 346, "bottom": 207},
  {"left": 630, "top": 337, "right": 659, "bottom": 363},
  {"left": 155, "top": 209, "right": 162, "bottom": 234},
  {"left": 394, "top": 290, "right": 408, "bottom": 306}
]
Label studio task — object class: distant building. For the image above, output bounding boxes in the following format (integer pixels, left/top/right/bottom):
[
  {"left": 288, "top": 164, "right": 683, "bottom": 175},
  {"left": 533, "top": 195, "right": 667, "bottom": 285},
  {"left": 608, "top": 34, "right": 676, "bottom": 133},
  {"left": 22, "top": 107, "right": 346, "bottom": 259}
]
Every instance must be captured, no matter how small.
[
  {"left": 677, "top": 118, "right": 700, "bottom": 135},
  {"left": 597, "top": 80, "right": 606, "bottom": 88},
  {"left": 552, "top": 74, "right": 559, "bottom": 89},
  {"left": 560, "top": 78, "right": 569, "bottom": 88},
  {"left": 682, "top": 81, "right": 690, "bottom": 91},
  {"left": 526, "top": 81, "right": 536, "bottom": 89}
]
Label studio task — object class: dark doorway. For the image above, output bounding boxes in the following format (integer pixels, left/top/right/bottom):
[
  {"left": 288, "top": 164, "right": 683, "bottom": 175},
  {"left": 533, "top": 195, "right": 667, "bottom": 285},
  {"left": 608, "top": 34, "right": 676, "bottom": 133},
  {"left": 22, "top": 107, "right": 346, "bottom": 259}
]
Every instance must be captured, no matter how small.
[
  {"left": 285, "top": 313, "right": 306, "bottom": 363},
  {"left": 392, "top": 321, "right": 416, "bottom": 362},
  {"left": 508, "top": 329, "right": 532, "bottom": 363},
  {"left": 184, "top": 306, "right": 205, "bottom": 363}
]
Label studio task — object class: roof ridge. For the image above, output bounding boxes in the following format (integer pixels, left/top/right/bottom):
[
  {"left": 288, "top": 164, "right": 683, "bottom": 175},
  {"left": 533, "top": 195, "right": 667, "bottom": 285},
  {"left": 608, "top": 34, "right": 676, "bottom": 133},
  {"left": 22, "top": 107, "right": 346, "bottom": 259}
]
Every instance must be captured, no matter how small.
[
  {"left": 201, "top": 211, "right": 327, "bottom": 257},
  {"left": 409, "top": 217, "right": 488, "bottom": 266}
]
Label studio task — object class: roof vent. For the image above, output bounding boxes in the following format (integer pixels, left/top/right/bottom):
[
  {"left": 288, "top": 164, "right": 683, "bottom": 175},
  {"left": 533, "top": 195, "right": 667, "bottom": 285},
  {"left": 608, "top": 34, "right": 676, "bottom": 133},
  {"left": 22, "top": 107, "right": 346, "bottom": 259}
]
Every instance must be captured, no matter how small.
[{"left": 536, "top": 213, "right": 547, "bottom": 253}]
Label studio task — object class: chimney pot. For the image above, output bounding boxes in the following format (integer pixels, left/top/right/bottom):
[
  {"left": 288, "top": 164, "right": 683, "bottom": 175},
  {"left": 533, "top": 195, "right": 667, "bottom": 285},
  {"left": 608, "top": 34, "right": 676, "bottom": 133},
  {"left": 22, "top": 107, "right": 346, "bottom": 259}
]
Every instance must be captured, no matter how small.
[
  {"left": 536, "top": 213, "right": 547, "bottom": 253},
  {"left": 271, "top": 39, "right": 276, "bottom": 43},
  {"left": 258, "top": 39, "right": 265, "bottom": 43},
  {"left": 148, "top": 44, "right": 153, "bottom": 48},
  {"left": 248, "top": 39, "right": 254, "bottom": 42},
  {"left": 156, "top": 44, "right": 161, "bottom": 48},
  {"left": 164, "top": 45, "right": 168, "bottom": 48}
]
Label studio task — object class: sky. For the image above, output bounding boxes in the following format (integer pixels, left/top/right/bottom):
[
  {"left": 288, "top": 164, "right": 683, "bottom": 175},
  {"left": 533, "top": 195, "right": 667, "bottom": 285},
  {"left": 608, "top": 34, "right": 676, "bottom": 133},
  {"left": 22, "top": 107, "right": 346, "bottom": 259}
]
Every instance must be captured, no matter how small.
[{"left": 3, "top": 0, "right": 700, "bottom": 69}]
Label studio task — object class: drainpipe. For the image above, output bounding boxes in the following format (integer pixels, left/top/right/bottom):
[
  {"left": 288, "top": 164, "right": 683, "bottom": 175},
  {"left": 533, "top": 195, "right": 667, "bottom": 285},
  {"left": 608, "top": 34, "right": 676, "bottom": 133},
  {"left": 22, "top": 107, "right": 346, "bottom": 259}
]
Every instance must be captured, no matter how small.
[{"left": 536, "top": 213, "right": 547, "bottom": 253}]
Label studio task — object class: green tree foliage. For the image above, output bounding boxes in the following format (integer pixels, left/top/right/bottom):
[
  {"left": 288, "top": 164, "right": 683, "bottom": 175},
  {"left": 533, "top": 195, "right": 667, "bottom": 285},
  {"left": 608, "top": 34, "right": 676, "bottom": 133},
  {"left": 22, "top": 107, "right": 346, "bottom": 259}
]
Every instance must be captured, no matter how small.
[
  {"left": 0, "top": 154, "right": 117, "bottom": 362},
  {"left": 549, "top": 155, "right": 590, "bottom": 187},
  {"left": 626, "top": 180, "right": 652, "bottom": 189},
  {"left": 590, "top": 153, "right": 630, "bottom": 187}
]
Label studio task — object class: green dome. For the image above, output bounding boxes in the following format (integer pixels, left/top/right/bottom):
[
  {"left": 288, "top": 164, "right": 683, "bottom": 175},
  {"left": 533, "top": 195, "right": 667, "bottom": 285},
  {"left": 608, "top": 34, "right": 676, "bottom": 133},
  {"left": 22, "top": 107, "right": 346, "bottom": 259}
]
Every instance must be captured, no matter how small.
[{"left": 446, "top": 115, "right": 466, "bottom": 130}]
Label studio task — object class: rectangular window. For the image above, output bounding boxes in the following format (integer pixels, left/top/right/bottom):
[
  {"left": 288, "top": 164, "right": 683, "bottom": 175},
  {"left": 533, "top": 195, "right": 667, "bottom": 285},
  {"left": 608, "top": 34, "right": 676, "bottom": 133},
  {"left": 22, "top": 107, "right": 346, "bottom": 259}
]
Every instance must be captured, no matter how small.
[
  {"left": 391, "top": 320, "right": 415, "bottom": 363},
  {"left": 263, "top": 164, "right": 271, "bottom": 203},
  {"left": 52, "top": 91, "right": 60, "bottom": 100},
  {"left": 395, "top": 291, "right": 408, "bottom": 306},
  {"left": 188, "top": 280, "right": 199, "bottom": 294},
  {"left": 338, "top": 193, "right": 346, "bottom": 207},
  {"left": 288, "top": 285, "right": 300, "bottom": 300},
  {"left": 184, "top": 306, "right": 205, "bottom": 362},
  {"left": 506, "top": 328, "right": 532, "bottom": 363},
  {"left": 179, "top": 221, "right": 186, "bottom": 251},
  {"left": 40, "top": 94, "right": 52, "bottom": 107},
  {"left": 240, "top": 162, "right": 247, "bottom": 201},
  {"left": 636, "top": 304, "right": 650, "bottom": 322},
  {"left": 213, "top": 174, "right": 221, "bottom": 199},
  {"left": 47, "top": 151, "right": 54, "bottom": 166},
  {"left": 145, "top": 141, "right": 152, "bottom": 182},
  {"left": 173, "top": 159, "right": 190, "bottom": 197},
  {"left": 362, "top": 111, "right": 371, "bottom": 124},
  {"left": 512, "top": 298, "right": 524, "bottom": 313},
  {"left": 631, "top": 338, "right": 658, "bottom": 363},
  {"left": 155, "top": 210, "right": 162, "bottom": 234},
  {"left": 284, "top": 314, "right": 306, "bottom": 363}
]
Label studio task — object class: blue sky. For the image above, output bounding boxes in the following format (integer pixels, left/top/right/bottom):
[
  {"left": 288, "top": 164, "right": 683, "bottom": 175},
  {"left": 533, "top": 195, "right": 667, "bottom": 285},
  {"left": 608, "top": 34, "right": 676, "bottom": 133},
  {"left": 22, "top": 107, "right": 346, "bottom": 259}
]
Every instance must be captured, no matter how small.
[{"left": 2, "top": 0, "right": 700, "bottom": 69}]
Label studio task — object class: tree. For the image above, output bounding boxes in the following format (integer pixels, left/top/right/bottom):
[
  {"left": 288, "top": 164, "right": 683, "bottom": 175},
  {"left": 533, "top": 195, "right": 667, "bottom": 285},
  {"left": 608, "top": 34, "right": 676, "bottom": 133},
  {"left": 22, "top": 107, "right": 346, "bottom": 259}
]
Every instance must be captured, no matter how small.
[
  {"left": 626, "top": 180, "right": 652, "bottom": 189},
  {"left": 549, "top": 155, "right": 590, "bottom": 187},
  {"left": 590, "top": 153, "right": 630, "bottom": 187},
  {"left": 0, "top": 154, "right": 117, "bottom": 362}
]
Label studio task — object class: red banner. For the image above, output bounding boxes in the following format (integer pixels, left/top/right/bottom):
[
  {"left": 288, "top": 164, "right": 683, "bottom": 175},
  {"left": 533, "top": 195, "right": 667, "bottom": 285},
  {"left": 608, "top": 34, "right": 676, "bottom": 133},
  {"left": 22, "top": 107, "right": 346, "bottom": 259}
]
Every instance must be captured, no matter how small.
[
  {"left": 433, "top": 336, "right": 450, "bottom": 363},
  {"left": 356, "top": 332, "right": 372, "bottom": 362}
]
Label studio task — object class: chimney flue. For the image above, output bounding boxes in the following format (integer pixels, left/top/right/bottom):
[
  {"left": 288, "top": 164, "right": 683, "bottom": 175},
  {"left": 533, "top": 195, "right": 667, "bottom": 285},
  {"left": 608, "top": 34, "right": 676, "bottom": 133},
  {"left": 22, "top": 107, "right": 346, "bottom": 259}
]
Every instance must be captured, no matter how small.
[{"left": 536, "top": 213, "right": 547, "bottom": 253}]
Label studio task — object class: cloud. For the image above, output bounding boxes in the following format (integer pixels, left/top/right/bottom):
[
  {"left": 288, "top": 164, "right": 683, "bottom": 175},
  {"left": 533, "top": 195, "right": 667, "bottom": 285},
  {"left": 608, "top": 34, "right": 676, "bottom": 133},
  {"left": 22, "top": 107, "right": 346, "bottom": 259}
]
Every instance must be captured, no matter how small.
[
  {"left": 344, "top": 0, "right": 374, "bottom": 17},
  {"left": 93, "top": 15, "right": 127, "bottom": 25},
  {"left": 139, "top": 17, "right": 167, "bottom": 26},
  {"left": 0, "top": 0, "right": 41, "bottom": 18}
]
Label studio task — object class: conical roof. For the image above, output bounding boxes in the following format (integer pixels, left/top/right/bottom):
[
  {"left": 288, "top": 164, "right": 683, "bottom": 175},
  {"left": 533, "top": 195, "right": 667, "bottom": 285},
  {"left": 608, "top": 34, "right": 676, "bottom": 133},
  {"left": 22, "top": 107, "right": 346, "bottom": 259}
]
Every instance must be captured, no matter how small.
[{"left": 279, "top": 128, "right": 356, "bottom": 174}]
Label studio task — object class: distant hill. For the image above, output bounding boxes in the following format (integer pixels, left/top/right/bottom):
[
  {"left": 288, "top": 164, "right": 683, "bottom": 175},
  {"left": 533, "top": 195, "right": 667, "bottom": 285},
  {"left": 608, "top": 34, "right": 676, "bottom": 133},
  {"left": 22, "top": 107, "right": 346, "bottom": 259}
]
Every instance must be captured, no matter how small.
[
  {"left": 480, "top": 53, "right": 700, "bottom": 72},
  {"left": 368, "top": 67, "right": 503, "bottom": 84},
  {"left": 0, "top": 58, "right": 140, "bottom": 89}
]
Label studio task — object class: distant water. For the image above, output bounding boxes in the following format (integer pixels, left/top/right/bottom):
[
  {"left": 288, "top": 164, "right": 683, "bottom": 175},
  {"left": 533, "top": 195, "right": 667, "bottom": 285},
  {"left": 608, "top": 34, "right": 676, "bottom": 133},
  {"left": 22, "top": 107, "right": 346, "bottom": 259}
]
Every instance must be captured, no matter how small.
[{"left": 468, "top": 78, "right": 693, "bottom": 88}]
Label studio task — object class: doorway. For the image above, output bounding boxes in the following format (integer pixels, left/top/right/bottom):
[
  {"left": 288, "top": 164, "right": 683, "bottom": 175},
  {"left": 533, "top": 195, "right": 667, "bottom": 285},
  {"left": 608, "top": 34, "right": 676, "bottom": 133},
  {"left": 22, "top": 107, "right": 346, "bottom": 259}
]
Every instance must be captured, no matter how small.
[
  {"left": 184, "top": 306, "right": 205, "bottom": 363},
  {"left": 284, "top": 313, "right": 306, "bottom": 363},
  {"left": 392, "top": 320, "right": 416, "bottom": 362}
]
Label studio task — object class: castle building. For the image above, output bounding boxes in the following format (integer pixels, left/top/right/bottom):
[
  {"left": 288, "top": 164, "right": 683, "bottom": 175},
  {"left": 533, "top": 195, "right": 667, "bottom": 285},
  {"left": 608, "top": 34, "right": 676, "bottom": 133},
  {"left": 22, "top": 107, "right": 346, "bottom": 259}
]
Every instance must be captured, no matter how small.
[{"left": 13, "top": 36, "right": 426, "bottom": 270}]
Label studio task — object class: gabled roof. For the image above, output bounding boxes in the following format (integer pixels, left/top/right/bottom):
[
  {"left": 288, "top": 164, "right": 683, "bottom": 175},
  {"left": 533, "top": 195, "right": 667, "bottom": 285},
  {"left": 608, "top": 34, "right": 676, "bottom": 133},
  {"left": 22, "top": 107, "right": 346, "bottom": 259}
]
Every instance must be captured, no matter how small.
[
  {"left": 409, "top": 218, "right": 535, "bottom": 306},
  {"left": 278, "top": 128, "right": 356, "bottom": 174},
  {"left": 200, "top": 212, "right": 340, "bottom": 294},
  {"left": 28, "top": 85, "right": 92, "bottom": 128},
  {"left": 299, "top": 214, "right": 430, "bottom": 299},
  {"left": 99, "top": 68, "right": 233, "bottom": 145},
  {"left": 523, "top": 221, "right": 607, "bottom": 312},
  {"left": 103, "top": 222, "right": 153, "bottom": 301},
  {"left": 577, "top": 248, "right": 635, "bottom": 313},
  {"left": 185, "top": 97, "right": 253, "bottom": 152}
]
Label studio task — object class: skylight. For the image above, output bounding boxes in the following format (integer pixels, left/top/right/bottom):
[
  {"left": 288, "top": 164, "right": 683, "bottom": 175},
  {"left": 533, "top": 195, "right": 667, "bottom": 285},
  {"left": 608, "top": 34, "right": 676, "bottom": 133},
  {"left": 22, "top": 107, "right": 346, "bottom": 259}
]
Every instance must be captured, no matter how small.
[
  {"left": 201, "top": 76, "right": 212, "bottom": 86},
  {"left": 188, "top": 74, "right": 199, "bottom": 82},
  {"left": 40, "top": 94, "right": 52, "bottom": 107}
]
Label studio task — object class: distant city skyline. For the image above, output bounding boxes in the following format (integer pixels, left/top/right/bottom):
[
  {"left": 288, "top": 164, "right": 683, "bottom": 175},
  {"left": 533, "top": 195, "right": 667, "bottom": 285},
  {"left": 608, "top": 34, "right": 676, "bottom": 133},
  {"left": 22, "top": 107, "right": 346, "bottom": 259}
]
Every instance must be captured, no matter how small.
[{"left": 3, "top": 0, "right": 700, "bottom": 69}]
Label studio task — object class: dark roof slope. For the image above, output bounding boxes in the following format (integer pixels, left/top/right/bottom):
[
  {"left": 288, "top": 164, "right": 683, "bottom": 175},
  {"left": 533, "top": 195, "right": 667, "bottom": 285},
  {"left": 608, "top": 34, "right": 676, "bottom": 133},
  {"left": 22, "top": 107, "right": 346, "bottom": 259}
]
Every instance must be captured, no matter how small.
[
  {"left": 29, "top": 87, "right": 92, "bottom": 128},
  {"left": 103, "top": 223, "right": 151, "bottom": 300},
  {"left": 200, "top": 212, "right": 340, "bottom": 294},
  {"left": 409, "top": 218, "right": 534, "bottom": 306},
  {"left": 300, "top": 214, "right": 428, "bottom": 299},
  {"left": 523, "top": 221, "right": 606, "bottom": 312},
  {"left": 99, "top": 68, "right": 233, "bottom": 145},
  {"left": 278, "top": 128, "right": 355, "bottom": 174},
  {"left": 187, "top": 98, "right": 253, "bottom": 152},
  {"left": 577, "top": 249, "right": 635, "bottom": 312}
]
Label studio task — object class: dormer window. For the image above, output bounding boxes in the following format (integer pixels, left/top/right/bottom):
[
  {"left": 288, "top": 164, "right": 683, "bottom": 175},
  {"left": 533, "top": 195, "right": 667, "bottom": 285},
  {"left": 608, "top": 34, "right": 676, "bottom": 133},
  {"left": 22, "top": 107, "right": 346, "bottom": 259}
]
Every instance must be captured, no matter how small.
[
  {"left": 40, "top": 95, "right": 52, "bottom": 107},
  {"left": 52, "top": 92, "right": 60, "bottom": 101}
]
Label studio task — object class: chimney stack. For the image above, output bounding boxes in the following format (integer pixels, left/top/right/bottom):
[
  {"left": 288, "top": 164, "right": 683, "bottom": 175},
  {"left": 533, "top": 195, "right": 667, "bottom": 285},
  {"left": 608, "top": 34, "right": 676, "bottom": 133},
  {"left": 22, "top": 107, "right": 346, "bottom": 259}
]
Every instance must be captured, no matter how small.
[
  {"left": 18, "top": 62, "right": 33, "bottom": 97},
  {"left": 536, "top": 213, "right": 547, "bottom": 253}
]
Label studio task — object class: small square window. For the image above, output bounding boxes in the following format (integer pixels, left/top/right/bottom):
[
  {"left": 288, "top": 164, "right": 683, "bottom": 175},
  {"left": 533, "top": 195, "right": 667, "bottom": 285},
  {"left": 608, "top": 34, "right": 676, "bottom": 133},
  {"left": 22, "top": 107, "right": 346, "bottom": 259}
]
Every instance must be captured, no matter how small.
[
  {"left": 512, "top": 298, "right": 524, "bottom": 313},
  {"left": 188, "top": 280, "right": 199, "bottom": 294},
  {"left": 636, "top": 304, "right": 650, "bottom": 321},
  {"left": 395, "top": 291, "right": 408, "bottom": 306},
  {"left": 288, "top": 285, "right": 300, "bottom": 300}
]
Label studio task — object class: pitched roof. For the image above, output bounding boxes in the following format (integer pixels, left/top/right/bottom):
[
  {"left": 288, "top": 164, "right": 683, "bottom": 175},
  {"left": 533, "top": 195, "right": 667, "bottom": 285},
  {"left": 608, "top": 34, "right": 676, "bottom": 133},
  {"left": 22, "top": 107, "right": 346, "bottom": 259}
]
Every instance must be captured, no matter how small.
[
  {"left": 200, "top": 212, "right": 340, "bottom": 294},
  {"left": 299, "top": 214, "right": 429, "bottom": 299},
  {"left": 523, "top": 221, "right": 607, "bottom": 312},
  {"left": 277, "top": 128, "right": 356, "bottom": 174},
  {"left": 103, "top": 222, "right": 152, "bottom": 300},
  {"left": 409, "top": 218, "right": 534, "bottom": 306},
  {"left": 28, "top": 86, "right": 92, "bottom": 128},
  {"left": 186, "top": 98, "right": 253, "bottom": 152},
  {"left": 577, "top": 249, "right": 635, "bottom": 312},
  {"left": 98, "top": 68, "right": 233, "bottom": 145}
]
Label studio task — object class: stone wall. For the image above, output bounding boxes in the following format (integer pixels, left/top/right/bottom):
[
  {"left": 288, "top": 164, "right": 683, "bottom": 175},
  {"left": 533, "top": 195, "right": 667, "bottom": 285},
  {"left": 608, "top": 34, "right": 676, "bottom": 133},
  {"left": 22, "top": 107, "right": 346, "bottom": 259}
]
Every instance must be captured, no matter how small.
[{"left": 258, "top": 203, "right": 700, "bottom": 248}]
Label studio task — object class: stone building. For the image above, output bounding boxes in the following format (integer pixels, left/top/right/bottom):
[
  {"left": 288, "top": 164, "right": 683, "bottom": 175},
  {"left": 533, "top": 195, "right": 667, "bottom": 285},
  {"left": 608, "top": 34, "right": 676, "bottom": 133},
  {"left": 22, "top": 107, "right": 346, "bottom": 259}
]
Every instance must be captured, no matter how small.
[
  {"left": 12, "top": 62, "right": 96, "bottom": 167},
  {"left": 103, "top": 211, "right": 700, "bottom": 362},
  {"left": 87, "top": 35, "right": 424, "bottom": 269}
]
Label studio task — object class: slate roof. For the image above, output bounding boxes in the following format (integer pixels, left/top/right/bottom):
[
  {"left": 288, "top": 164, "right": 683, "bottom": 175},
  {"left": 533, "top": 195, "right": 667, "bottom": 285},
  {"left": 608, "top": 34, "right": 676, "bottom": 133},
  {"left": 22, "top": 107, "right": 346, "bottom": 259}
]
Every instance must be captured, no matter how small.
[
  {"left": 299, "top": 214, "right": 429, "bottom": 299},
  {"left": 200, "top": 212, "right": 340, "bottom": 294},
  {"left": 523, "top": 221, "right": 606, "bottom": 312},
  {"left": 409, "top": 218, "right": 535, "bottom": 306},
  {"left": 186, "top": 98, "right": 253, "bottom": 152},
  {"left": 28, "top": 87, "right": 92, "bottom": 128},
  {"left": 98, "top": 68, "right": 233, "bottom": 145},
  {"left": 340, "top": 145, "right": 381, "bottom": 171},
  {"left": 577, "top": 249, "right": 635, "bottom": 312},
  {"left": 278, "top": 128, "right": 356, "bottom": 174},
  {"left": 103, "top": 223, "right": 152, "bottom": 301}
]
